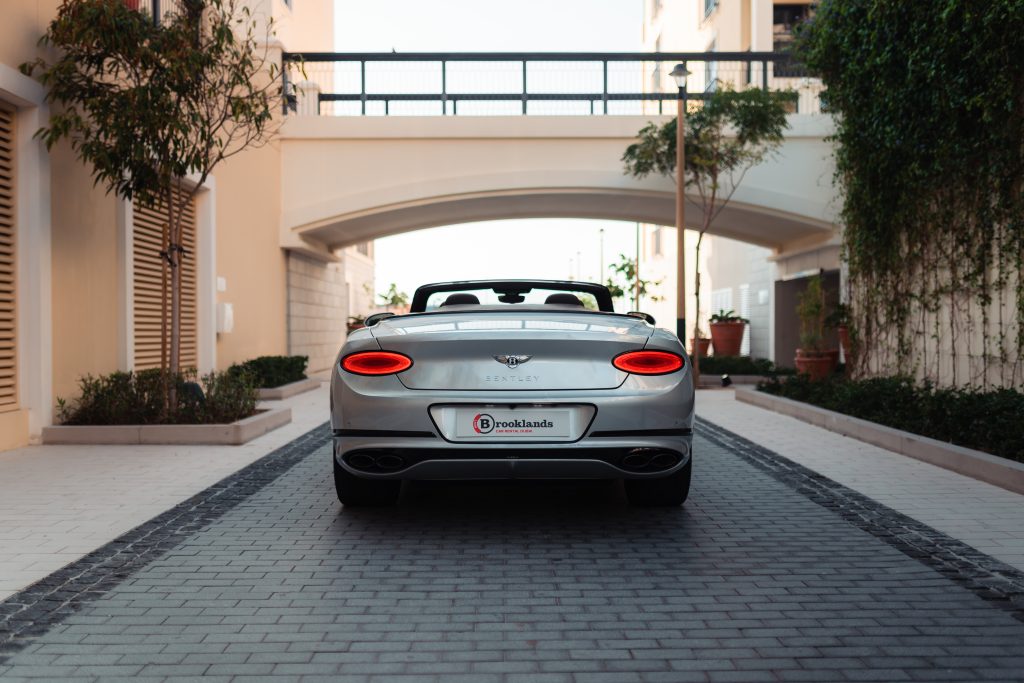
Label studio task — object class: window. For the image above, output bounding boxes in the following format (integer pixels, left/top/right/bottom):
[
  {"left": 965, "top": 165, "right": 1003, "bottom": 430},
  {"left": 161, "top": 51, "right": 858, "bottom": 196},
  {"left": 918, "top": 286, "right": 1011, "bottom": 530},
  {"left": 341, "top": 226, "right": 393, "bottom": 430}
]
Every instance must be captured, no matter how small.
[
  {"left": 0, "top": 104, "right": 16, "bottom": 411},
  {"left": 356, "top": 241, "right": 370, "bottom": 257},
  {"left": 133, "top": 189, "right": 198, "bottom": 370},
  {"left": 705, "top": 39, "right": 718, "bottom": 92},
  {"left": 653, "top": 227, "right": 663, "bottom": 257},
  {"left": 704, "top": 0, "right": 718, "bottom": 19},
  {"left": 710, "top": 288, "right": 733, "bottom": 316},
  {"left": 773, "top": 3, "right": 812, "bottom": 77},
  {"left": 739, "top": 284, "right": 751, "bottom": 356}
]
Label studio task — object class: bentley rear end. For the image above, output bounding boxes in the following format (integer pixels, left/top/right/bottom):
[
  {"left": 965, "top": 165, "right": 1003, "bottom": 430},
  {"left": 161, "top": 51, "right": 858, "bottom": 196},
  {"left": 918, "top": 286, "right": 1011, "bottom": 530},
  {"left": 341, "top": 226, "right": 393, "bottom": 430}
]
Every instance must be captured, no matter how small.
[{"left": 330, "top": 280, "right": 695, "bottom": 507}]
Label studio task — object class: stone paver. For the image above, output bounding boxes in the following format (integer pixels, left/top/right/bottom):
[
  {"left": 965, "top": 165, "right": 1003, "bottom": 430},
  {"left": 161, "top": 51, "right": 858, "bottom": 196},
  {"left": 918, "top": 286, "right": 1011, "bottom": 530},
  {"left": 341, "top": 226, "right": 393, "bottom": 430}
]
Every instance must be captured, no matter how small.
[
  {"left": 698, "top": 389, "right": 1024, "bottom": 571},
  {"left": 0, "top": 383, "right": 329, "bottom": 600},
  {"left": 2, "top": 424, "right": 1024, "bottom": 681}
]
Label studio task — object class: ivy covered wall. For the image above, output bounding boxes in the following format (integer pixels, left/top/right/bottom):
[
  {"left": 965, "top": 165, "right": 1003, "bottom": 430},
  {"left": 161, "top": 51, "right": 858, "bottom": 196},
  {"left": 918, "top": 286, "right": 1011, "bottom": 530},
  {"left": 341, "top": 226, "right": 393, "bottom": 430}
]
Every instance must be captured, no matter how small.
[{"left": 799, "top": 0, "right": 1024, "bottom": 387}]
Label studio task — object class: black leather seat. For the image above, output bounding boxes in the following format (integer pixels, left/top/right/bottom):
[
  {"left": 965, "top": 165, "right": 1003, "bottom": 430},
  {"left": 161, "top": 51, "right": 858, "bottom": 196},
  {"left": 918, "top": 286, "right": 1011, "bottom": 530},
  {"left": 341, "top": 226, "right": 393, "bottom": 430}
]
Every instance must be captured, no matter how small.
[
  {"left": 441, "top": 293, "right": 480, "bottom": 306},
  {"left": 545, "top": 293, "right": 583, "bottom": 306}
]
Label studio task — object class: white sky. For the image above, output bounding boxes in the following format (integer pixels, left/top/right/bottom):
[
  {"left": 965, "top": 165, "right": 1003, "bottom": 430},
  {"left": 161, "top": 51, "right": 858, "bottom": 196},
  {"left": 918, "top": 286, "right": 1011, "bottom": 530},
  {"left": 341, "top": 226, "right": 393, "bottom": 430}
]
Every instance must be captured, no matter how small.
[{"left": 332, "top": 1, "right": 648, "bottom": 302}]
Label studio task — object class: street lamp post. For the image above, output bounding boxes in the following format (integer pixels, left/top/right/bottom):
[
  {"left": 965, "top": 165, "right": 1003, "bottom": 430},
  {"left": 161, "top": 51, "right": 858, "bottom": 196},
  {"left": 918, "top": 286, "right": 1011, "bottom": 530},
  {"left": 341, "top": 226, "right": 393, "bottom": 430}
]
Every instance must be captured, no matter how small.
[{"left": 669, "top": 63, "right": 691, "bottom": 345}]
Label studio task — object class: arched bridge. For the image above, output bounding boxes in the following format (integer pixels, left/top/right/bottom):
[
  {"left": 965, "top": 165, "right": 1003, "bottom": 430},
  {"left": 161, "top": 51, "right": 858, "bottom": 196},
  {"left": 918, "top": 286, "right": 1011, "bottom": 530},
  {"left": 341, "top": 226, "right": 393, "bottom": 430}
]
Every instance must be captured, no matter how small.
[{"left": 277, "top": 52, "right": 838, "bottom": 263}]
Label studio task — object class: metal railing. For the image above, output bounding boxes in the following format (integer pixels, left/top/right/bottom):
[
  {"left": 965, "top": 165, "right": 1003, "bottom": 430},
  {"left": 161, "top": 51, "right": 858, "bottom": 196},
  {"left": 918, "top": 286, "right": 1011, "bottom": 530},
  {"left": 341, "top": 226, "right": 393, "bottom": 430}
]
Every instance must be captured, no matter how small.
[
  {"left": 281, "top": 52, "right": 818, "bottom": 117},
  {"left": 131, "top": 0, "right": 188, "bottom": 25}
]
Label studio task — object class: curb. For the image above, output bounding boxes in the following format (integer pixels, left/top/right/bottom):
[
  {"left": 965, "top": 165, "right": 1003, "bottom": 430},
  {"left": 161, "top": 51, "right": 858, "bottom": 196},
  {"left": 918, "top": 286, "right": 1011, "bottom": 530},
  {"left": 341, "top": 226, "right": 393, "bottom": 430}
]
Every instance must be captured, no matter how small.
[
  {"left": 734, "top": 386, "right": 1024, "bottom": 496},
  {"left": 257, "top": 377, "right": 321, "bottom": 400},
  {"left": 40, "top": 407, "right": 292, "bottom": 446}
]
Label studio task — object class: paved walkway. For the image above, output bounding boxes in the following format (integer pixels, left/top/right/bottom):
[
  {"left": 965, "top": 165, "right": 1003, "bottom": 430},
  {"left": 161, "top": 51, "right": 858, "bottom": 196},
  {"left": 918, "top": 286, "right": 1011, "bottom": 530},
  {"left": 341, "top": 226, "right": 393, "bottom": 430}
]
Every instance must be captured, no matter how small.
[
  {"left": 2, "top": 386, "right": 1024, "bottom": 681},
  {"left": 0, "top": 384, "right": 329, "bottom": 600},
  {"left": 698, "top": 389, "right": 1024, "bottom": 571},
  {"left": 3, "top": 426, "right": 1024, "bottom": 681}
]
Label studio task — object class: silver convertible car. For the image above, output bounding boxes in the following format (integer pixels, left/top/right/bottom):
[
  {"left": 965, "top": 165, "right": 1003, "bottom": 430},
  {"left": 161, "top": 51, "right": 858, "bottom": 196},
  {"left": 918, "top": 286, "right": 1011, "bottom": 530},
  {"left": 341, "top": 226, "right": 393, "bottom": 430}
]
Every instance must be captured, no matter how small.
[{"left": 330, "top": 280, "right": 695, "bottom": 506}]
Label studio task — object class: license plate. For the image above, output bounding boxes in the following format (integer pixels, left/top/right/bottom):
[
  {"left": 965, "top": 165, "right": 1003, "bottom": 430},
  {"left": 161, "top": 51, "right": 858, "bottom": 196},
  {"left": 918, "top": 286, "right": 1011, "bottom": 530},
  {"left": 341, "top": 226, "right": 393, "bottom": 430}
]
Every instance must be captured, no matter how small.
[{"left": 453, "top": 408, "right": 572, "bottom": 439}]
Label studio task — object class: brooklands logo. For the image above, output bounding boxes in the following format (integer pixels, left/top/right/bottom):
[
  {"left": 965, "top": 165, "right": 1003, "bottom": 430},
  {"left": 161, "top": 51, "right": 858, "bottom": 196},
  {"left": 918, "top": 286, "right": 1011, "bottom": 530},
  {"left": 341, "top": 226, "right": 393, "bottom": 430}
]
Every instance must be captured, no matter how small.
[
  {"left": 472, "top": 413, "right": 554, "bottom": 434},
  {"left": 494, "top": 354, "right": 532, "bottom": 369}
]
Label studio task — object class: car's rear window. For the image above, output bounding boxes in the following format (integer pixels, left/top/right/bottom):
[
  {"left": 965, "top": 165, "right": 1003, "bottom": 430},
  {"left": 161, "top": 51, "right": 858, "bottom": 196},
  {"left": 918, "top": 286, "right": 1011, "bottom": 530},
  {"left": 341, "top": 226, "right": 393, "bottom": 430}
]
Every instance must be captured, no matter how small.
[{"left": 424, "top": 287, "right": 600, "bottom": 311}]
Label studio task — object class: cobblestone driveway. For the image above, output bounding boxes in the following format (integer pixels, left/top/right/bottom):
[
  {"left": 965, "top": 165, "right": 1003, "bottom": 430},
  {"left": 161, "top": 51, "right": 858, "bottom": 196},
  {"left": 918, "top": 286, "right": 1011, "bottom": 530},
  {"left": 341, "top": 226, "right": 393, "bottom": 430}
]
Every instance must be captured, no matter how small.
[{"left": 2, "top": 423, "right": 1024, "bottom": 682}]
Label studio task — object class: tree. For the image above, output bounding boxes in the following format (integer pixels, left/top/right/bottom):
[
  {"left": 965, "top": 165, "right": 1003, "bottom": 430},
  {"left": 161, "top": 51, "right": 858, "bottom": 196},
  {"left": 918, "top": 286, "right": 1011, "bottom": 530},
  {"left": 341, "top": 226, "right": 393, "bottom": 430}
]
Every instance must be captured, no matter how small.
[
  {"left": 622, "top": 87, "right": 790, "bottom": 374},
  {"left": 377, "top": 283, "right": 410, "bottom": 309},
  {"left": 22, "top": 0, "right": 281, "bottom": 409},
  {"left": 605, "top": 253, "right": 664, "bottom": 310}
]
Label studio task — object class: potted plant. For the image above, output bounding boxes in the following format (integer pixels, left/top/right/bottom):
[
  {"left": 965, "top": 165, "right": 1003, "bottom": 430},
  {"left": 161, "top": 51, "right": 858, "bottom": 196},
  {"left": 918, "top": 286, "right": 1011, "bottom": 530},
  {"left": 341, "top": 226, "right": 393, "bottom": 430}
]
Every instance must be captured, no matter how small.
[
  {"left": 689, "top": 330, "right": 711, "bottom": 359},
  {"left": 826, "top": 303, "right": 852, "bottom": 365},
  {"left": 794, "top": 276, "right": 833, "bottom": 381},
  {"left": 346, "top": 315, "right": 366, "bottom": 334},
  {"left": 709, "top": 309, "right": 749, "bottom": 357}
]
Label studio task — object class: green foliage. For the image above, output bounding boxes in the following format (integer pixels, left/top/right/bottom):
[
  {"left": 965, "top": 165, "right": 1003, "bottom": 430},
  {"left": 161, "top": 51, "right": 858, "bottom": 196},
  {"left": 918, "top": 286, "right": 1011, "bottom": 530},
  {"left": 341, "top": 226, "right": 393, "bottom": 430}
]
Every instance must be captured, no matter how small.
[
  {"left": 796, "top": 275, "right": 826, "bottom": 352},
  {"left": 57, "top": 368, "right": 258, "bottom": 425},
  {"left": 797, "top": 0, "right": 1024, "bottom": 386},
  {"left": 228, "top": 355, "right": 308, "bottom": 389},
  {"left": 377, "top": 283, "right": 410, "bottom": 308},
  {"left": 824, "top": 302, "right": 850, "bottom": 329},
  {"left": 758, "top": 375, "right": 1024, "bottom": 464},
  {"left": 710, "top": 309, "right": 749, "bottom": 324},
  {"left": 22, "top": 0, "right": 282, "bottom": 387},
  {"left": 622, "top": 87, "right": 791, "bottom": 356},
  {"left": 695, "top": 355, "right": 794, "bottom": 376},
  {"left": 22, "top": 0, "right": 279, "bottom": 210},
  {"left": 604, "top": 253, "right": 664, "bottom": 307}
]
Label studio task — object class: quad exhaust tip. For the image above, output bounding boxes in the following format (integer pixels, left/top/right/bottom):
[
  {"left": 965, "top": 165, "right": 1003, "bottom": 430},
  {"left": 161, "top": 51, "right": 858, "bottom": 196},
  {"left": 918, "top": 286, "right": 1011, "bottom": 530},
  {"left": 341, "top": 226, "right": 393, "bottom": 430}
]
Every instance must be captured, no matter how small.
[
  {"left": 347, "top": 452, "right": 407, "bottom": 472},
  {"left": 621, "top": 448, "right": 679, "bottom": 472}
]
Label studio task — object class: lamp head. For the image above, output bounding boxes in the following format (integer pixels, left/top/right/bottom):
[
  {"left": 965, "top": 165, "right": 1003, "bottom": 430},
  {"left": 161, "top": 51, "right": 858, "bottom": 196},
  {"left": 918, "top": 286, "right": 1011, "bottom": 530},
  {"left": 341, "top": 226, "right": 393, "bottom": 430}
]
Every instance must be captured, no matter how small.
[{"left": 669, "top": 63, "right": 691, "bottom": 89}]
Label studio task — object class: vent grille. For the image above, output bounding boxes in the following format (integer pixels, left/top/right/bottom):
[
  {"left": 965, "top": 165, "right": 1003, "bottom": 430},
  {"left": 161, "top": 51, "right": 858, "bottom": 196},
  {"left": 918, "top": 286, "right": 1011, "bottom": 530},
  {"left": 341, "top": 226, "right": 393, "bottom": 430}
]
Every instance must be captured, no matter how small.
[
  {"left": 0, "top": 105, "right": 16, "bottom": 412},
  {"left": 132, "top": 189, "right": 197, "bottom": 370}
]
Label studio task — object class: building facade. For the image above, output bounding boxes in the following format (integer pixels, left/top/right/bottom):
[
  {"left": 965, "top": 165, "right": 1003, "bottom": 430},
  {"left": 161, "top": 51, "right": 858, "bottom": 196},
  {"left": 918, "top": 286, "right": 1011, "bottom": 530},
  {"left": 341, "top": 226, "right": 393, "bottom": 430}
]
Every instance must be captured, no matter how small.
[{"left": 0, "top": 0, "right": 374, "bottom": 451}]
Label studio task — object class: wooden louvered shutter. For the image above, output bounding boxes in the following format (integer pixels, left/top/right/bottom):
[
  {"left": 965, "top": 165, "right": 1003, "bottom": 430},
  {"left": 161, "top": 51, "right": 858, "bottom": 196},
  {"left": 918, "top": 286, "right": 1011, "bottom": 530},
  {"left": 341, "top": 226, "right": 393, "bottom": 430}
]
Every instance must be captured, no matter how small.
[
  {"left": 0, "top": 105, "right": 16, "bottom": 411},
  {"left": 132, "top": 188, "right": 198, "bottom": 370}
]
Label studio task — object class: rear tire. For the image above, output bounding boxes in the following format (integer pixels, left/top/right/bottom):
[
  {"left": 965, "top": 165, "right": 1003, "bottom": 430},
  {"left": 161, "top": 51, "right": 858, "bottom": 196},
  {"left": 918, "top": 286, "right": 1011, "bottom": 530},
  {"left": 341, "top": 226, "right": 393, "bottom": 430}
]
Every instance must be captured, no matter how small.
[
  {"left": 624, "top": 458, "right": 691, "bottom": 507},
  {"left": 334, "top": 459, "right": 401, "bottom": 506}
]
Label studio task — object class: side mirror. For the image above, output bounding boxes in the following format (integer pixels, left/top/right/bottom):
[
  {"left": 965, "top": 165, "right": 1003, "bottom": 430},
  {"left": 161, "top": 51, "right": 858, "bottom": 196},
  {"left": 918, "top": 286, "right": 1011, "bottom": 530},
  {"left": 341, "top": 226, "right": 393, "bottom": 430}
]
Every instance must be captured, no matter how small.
[
  {"left": 364, "top": 312, "right": 396, "bottom": 327},
  {"left": 627, "top": 311, "right": 655, "bottom": 325}
]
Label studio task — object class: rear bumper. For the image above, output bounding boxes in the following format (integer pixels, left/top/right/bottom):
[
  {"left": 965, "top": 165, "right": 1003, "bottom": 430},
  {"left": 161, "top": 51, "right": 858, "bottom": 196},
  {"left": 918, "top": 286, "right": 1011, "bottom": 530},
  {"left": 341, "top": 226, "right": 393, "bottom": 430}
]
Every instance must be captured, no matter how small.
[{"left": 333, "top": 436, "right": 692, "bottom": 480}]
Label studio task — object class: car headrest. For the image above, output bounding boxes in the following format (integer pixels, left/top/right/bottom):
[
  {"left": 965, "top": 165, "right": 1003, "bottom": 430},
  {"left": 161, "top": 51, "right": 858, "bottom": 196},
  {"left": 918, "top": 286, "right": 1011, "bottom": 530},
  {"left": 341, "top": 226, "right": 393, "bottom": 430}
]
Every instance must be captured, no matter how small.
[
  {"left": 441, "top": 293, "right": 480, "bottom": 306},
  {"left": 545, "top": 293, "right": 583, "bottom": 306}
]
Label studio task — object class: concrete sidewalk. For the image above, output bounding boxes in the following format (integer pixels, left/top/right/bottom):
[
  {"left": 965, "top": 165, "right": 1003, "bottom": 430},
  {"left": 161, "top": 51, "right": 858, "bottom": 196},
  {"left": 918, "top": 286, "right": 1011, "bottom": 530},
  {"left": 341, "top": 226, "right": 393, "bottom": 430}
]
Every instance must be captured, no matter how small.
[
  {"left": 697, "top": 388, "right": 1024, "bottom": 571},
  {"left": 0, "top": 383, "right": 329, "bottom": 600}
]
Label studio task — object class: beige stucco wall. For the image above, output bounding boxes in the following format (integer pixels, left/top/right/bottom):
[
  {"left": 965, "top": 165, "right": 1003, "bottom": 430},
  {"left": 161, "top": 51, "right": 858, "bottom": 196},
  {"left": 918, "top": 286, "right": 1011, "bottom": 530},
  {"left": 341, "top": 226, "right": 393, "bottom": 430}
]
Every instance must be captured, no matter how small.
[
  {"left": 49, "top": 142, "right": 121, "bottom": 405},
  {"left": 213, "top": 144, "right": 289, "bottom": 368}
]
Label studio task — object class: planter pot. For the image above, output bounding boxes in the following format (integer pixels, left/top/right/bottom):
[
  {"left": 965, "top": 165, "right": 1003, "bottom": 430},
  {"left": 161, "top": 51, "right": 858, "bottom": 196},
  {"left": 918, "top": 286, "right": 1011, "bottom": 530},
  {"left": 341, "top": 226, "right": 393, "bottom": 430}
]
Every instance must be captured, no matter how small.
[
  {"left": 825, "top": 349, "right": 840, "bottom": 372},
  {"left": 346, "top": 323, "right": 365, "bottom": 334},
  {"left": 709, "top": 321, "right": 746, "bottom": 357},
  {"left": 837, "top": 325, "right": 852, "bottom": 363},
  {"left": 124, "top": 0, "right": 141, "bottom": 9},
  {"left": 689, "top": 337, "right": 711, "bottom": 358},
  {"left": 794, "top": 350, "right": 833, "bottom": 381},
  {"left": 257, "top": 377, "right": 320, "bottom": 401}
]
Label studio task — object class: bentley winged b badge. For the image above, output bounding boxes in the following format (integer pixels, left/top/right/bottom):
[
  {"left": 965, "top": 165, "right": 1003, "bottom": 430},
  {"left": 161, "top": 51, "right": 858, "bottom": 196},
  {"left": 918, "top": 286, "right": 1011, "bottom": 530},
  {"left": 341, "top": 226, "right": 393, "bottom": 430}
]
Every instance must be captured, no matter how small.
[{"left": 494, "top": 354, "right": 532, "bottom": 369}]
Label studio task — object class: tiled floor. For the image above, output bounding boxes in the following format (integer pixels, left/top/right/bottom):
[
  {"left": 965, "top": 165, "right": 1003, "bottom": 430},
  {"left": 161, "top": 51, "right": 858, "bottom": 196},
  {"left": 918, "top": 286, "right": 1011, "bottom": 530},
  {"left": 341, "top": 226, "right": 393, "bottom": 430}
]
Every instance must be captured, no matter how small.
[
  {"left": 0, "top": 383, "right": 330, "bottom": 600},
  {"left": 697, "top": 389, "right": 1024, "bottom": 572}
]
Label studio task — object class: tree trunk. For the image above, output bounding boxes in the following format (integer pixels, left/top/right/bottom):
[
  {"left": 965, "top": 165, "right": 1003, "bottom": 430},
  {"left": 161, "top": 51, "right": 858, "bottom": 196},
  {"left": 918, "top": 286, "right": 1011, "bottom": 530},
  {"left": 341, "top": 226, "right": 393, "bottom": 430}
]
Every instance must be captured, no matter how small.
[{"left": 168, "top": 184, "right": 180, "bottom": 410}]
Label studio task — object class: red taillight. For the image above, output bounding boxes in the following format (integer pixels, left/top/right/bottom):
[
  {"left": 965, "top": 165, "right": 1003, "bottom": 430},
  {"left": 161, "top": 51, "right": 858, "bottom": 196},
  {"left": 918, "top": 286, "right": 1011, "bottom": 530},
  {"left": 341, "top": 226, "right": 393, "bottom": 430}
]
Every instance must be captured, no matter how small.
[
  {"left": 341, "top": 351, "right": 413, "bottom": 376},
  {"left": 613, "top": 350, "right": 685, "bottom": 375}
]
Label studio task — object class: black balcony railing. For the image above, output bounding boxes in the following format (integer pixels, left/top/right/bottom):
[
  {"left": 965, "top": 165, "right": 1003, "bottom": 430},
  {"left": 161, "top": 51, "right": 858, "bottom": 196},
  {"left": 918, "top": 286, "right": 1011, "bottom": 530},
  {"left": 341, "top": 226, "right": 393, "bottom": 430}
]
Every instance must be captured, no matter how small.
[
  {"left": 130, "top": 0, "right": 188, "bottom": 25},
  {"left": 281, "top": 52, "right": 817, "bottom": 117}
]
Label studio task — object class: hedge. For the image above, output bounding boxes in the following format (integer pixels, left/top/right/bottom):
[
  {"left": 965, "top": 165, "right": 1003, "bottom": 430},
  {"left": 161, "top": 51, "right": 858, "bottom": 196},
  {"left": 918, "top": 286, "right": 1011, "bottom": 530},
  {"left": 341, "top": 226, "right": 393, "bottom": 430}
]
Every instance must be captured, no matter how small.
[
  {"left": 758, "top": 375, "right": 1024, "bottom": 464},
  {"left": 228, "top": 355, "right": 308, "bottom": 389}
]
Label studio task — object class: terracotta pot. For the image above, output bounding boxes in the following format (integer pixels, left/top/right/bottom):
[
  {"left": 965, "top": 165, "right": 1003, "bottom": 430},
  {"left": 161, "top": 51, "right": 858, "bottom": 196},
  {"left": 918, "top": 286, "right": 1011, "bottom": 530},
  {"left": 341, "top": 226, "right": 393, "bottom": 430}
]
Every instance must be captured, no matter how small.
[
  {"left": 794, "top": 349, "right": 833, "bottom": 381},
  {"left": 837, "top": 325, "right": 852, "bottom": 363},
  {"left": 709, "top": 321, "right": 746, "bottom": 357},
  {"left": 825, "top": 349, "right": 840, "bottom": 372},
  {"left": 689, "top": 337, "right": 711, "bottom": 358},
  {"left": 346, "top": 323, "right": 365, "bottom": 334},
  {"left": 124, "top": 0, "right": 141, "bottom": 9}
]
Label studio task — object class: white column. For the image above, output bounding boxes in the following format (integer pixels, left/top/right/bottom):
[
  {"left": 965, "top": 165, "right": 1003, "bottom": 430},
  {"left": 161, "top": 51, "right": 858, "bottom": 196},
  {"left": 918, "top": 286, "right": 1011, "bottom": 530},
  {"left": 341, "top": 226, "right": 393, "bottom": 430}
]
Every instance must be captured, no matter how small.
[{"left": 296, "top": 80, "right": 321, "bottom": 117}]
